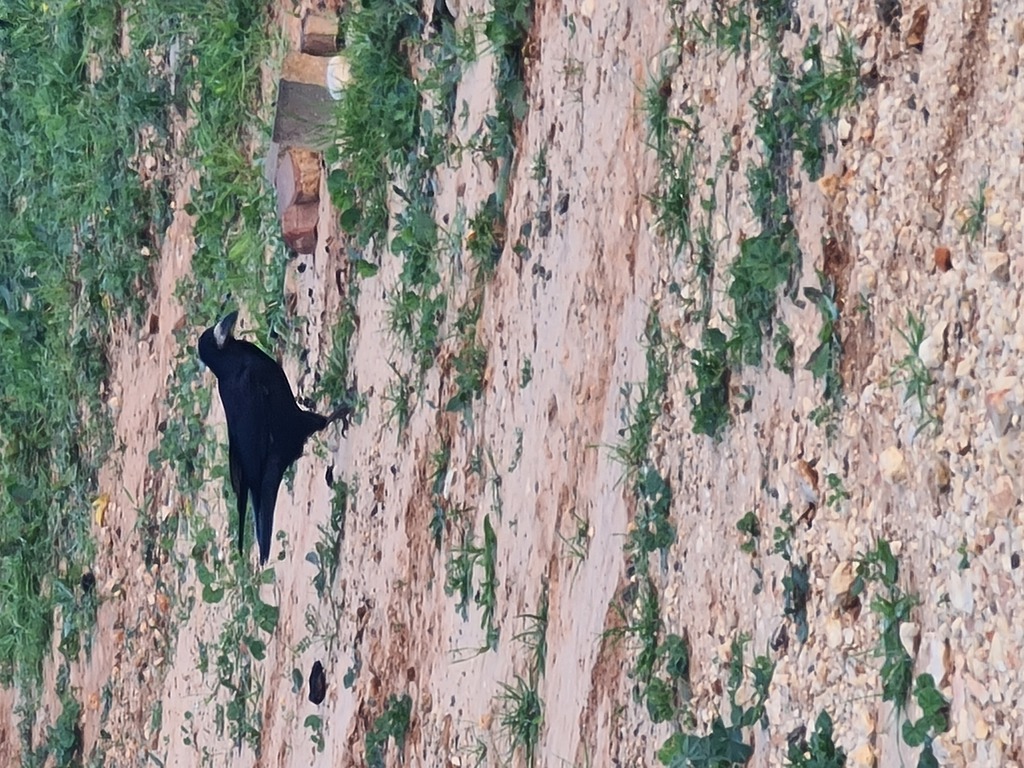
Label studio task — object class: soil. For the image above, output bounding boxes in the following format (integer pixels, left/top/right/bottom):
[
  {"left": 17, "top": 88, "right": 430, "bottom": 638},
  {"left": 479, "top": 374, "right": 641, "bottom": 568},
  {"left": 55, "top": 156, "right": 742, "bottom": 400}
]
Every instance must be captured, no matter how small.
[{"left": 6, "top": 0, "right": 1024, "bottom": 766}]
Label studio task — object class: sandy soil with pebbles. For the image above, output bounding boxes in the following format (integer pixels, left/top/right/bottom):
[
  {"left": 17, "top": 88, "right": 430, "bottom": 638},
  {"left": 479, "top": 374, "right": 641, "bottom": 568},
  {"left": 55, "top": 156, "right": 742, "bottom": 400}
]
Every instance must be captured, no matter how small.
[{"left": 5, "top": 0, "right": 1024, "bottom": 766}]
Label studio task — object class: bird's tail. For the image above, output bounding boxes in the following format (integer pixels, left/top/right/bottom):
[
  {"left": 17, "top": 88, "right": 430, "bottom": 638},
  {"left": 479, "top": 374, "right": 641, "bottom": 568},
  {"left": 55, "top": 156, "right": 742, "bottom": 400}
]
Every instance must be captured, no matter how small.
[{"left": 299, "top": 408, "right": 329, "bottom": 440}]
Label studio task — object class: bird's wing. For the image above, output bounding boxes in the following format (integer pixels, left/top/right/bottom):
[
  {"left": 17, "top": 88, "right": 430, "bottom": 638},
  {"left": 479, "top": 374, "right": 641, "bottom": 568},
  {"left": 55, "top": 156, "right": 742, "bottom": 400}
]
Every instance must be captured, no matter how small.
[
  {"left": 228, "top": 441, "right": 249, "bottom": 557},
  {"left": 219, "top": 363, "right": 271, "bottom": 559},
  {"left": 253, "top": 452, "right": 286, "bottom": 565}
]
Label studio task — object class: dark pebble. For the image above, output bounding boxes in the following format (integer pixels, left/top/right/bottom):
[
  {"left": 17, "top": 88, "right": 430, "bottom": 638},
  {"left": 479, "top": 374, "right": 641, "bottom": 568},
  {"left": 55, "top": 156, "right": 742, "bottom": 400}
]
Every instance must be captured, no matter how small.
[{"left": 309, "top": 660, "right": 327, "bottom": 704}]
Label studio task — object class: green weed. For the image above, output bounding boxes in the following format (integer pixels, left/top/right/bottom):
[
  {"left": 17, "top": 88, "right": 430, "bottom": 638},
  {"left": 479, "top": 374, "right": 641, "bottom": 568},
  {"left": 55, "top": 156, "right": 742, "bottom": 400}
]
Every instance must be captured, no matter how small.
[
  {"left": 445, "top": 515, "right": 500, "bottom": 649},
  {"left": 959, "top": 180, "right": 987, "bottom": 240},
  {"left": 305, "top": 714, "right": 325, "bottom": 753},
  {"left": 689, "top": 327, "right": 731, "bottom": 437},
  {"left": 851, "top": 539, "right": 919, "bottom": 709},
  {"left": 824, "top": 473, "right": 849, "bottom": 509},
  {"left": 804, "top": 273, "right": 843, "bottom": 420},
  {"left": 445, "top": 300, "right": 488, "bottom": 413},
  {"left": 191, "top": 527, "right": 280, "bottom": 751},
  {"left": 514, "top": 584, "right": 549, "bottom": 681},
  {"left": 627, "top": 464, "right": 677, "bottom": 572},
  {"left": 467, "top": 194, "right": 505, "bottom": 281},
  {"left": 893, "top": 311, "right": 940, "bottom": 434},
  {"left": 558, "top": 509, "right": 592, "bottom": 564},
  {"left": 365, "top": 693, "right": 413, "bottom": 768},
  {"left": 902, "top": 673, "right": 950, "bottom": 766},
  {"left": 657, "top": 634, "right": 774, "bottom": 766},
  {"left": 308, "top": 479, "right": 350, "bottom": 598},
  {"left": 785, "top": 710, "right": 846, "bottom": 767},
  {"left": 498, "top": 675, "right": 543, "bottom": 767},
  {"left": 736, "top": 511, "right": 761, "bottom": 555}
]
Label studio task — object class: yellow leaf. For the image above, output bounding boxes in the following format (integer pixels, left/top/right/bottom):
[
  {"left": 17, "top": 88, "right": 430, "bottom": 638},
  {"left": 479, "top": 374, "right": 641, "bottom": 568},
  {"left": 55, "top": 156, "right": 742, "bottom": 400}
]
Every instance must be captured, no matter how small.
[{"left": 92, "top": 493, "right": 110, "bottom": 526}]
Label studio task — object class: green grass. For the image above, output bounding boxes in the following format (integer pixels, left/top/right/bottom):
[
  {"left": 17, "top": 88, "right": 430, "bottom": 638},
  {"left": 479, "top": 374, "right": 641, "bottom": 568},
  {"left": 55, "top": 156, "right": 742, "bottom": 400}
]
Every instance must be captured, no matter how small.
[
  {"left": 514, "top": 584, "right": 549, "bottom": 681},
  {"left": 467, "top": 194, "right": 506, "bottom": 281},
  {"left": 445, "top": 300, "right": 488, "bottom": 413},
  {"left": 429, "top": 442, "right": 452, "bottom": 549},
  {"left": 613, "top": 310, "right": 669, "bottom": 478},
  {"left": 383, "top": 363, "right": 415, "bottom": 438},
  {"left": 445, "top": 514, "right": 500, "bottom": 650},
  {"left": 0, "top": 0, "right": 165, "bottom": 688},
  {"left": 498, "top": 675, "right": 543, "bottom": 767},
  {"left": 0, "top": 0, "right": 281, "bottom": 693},
  {"left": 329, "top": 0, "right": 421, "bottom": 245},
  {"left": 959, "top": 179, "right": 987, "bottom": 240},
  {"left": 605, "top": 575, "right": 662, "bottom": 700},
  {"left": 643, "top": 72, "right": 675, "bottom": 164},
  {"left": 558, "top": 509, "right": 592, "bottom": 565}
]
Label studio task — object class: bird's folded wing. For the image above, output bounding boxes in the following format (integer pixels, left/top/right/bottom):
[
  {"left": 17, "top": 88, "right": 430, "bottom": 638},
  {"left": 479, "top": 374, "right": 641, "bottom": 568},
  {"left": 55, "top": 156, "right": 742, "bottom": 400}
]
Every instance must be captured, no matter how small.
[{"left": 221, "top": 362, "right": 271, "bottom": 555}]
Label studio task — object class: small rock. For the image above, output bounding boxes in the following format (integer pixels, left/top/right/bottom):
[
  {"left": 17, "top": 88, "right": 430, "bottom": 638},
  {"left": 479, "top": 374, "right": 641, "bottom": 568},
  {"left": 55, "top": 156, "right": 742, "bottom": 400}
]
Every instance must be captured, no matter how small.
[
  {"left": 879, "top": 446, "right": 907, "bottom": 483},
  {"left": 934, "top": 246, "right": 952, "bottom": 272},
  {"left": 948, "top": 570, "right": 974, "bottom": 613},
  {"left": 906, "top": 6, "right": 929, "bottom": 49},
  {"left": 793, "top": 459, "right": 819, "bottom": 504},
  {"left": 308, "top": 660, "right": 327, "bottom": 704},
  {"left": 918, "top": 321, "right": 947, "bottom": 369},
  {"left": 837, "top": 117, "right": 853, "bottom": 142},
  {"left": 921, "top": 204, "right": 943, "bottom": 230},
  {"left": 987, "top": 475, "right": 1017, "bottom": 521},
  {"left": 899, "top": 621, "right": 920, "bottom": 657},
  {"left": 932, "top": 455, "right": 952, "bottom": 493},
  {"left": 829, "top": 561, "right": 858, "bottom": 608},
  {"left": 817, "top": 174, "right": 841, "bottom": 198},
  {"left": 924, "top": 636, "right": 952, "bottom": 686},
  {"left": 825, "top": 615, "right": 844, "bottom": 648},
  {"left": 856, "top": 263, "right": 878, "bottom": 296},
  {"left": 983, "top": 250, "right": 1010, "bottom": 282},
  {"left": 849, "top": 743, "right": 877, "bottom": 767},
  {"left": 985, "top": 387, "right": 1017, "bottom": 436}
]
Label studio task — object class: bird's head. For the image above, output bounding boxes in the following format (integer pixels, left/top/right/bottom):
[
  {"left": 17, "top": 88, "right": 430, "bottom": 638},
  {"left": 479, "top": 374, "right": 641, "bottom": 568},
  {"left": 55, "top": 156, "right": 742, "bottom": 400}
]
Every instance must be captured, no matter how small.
[
  {"left": 214, "top": 310, "right": 239, "bottom": 349},
  {"left": 198, "top": 310, "right": 239, "bottom": 372}
]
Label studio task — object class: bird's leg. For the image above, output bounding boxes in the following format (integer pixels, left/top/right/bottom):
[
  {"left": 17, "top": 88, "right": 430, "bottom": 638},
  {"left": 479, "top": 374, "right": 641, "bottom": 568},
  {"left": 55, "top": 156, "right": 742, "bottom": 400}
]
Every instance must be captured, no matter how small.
[{"left": 325, "top": 384, "right": 358, "bottom": 437}]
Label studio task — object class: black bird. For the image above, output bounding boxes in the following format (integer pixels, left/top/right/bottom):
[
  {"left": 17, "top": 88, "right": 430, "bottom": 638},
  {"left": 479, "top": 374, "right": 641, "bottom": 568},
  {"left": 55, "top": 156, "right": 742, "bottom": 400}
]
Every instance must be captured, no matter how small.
[{"left": 198, "top": 311, "right": 350, "bottom": 564}]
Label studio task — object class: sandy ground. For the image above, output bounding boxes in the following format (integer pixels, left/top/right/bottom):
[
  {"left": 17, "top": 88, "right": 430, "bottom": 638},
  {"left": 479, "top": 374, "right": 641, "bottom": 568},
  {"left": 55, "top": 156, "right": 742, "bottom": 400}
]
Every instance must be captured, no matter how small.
[{"left": 7, "top": 0, "right": 1024, "bottom": 765}]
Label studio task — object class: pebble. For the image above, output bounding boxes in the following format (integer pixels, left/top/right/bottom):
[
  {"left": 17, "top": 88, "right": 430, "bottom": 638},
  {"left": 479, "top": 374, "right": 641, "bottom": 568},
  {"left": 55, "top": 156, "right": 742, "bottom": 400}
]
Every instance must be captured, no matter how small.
[
  {"left": 948, "top": 570, "right": 975, "bottom": 613},
  {"left": 918, "top": 322, "right": 947, "bottom": 369},
  {"left": 899, "top": 621, "right": 920, "bottom": 657},
  {"left": 879, "top": 446, "right": 907, "bottom": 483},
  {"left": 921, "top": 205, "right": 943, "bottom": 230},
  {"left": 983, "top": 250, "right": 1011, "bottom": 282}
]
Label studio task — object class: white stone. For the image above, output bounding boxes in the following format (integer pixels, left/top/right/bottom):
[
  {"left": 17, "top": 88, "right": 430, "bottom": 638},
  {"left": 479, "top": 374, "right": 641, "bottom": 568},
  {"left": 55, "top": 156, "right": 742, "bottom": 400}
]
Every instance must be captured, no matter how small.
[
  {"left": 879, "top": 446, "right": 907, "bottom": 483},
  {"left": 983, "top": 250, "right": 1011, "bottom": 282}
]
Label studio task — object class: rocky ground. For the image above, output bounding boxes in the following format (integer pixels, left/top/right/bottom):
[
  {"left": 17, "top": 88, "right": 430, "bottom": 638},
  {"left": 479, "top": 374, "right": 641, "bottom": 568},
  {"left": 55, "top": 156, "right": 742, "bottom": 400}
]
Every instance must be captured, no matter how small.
[{"left": 5, "top": 0, "right": 1024, "bottom": 766}]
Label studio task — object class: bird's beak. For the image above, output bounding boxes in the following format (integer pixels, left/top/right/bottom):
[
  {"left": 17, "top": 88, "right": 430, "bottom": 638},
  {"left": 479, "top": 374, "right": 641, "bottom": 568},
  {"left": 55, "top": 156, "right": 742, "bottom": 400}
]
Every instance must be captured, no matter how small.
[{"left": 214, "top": 311, "right": 239, "bottom": 349}]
